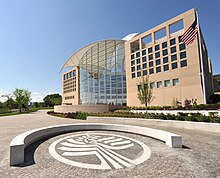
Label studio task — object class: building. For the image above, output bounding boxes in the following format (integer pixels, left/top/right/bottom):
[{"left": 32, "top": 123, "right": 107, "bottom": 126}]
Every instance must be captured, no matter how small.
[
  {"left": 60, "top": 8, "right": 213, "bottom": 108},
  {"left": 213, "top": 74, "right": 220, "bottom": 94}
]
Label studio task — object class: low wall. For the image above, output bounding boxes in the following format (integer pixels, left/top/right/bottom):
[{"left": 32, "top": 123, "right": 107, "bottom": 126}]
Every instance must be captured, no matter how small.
[
  {"left": 87, "top": 116, "right": 220, "bottom": 133},
  {"left": 54, "top": 105, "right": 119, "bottom": 113},
  {"left": 131, "top": 110, "right": 220, "bottom": 116}
]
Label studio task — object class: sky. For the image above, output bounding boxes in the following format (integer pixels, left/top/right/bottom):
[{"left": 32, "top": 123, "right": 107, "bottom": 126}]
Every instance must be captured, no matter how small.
[{"left": 0, "top": 0, "right": 220, "bottom": 102}]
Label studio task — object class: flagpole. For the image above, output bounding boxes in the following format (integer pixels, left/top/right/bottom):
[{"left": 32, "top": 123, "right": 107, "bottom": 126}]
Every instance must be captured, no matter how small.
[{"left": 196, "top": 8, "right": 207, "bottom": 104}]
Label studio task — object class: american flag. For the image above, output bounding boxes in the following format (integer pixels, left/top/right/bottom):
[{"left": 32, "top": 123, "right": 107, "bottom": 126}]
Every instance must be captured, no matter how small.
[{"left": 180, "top": 19, "right": 199, "bottom": 45}]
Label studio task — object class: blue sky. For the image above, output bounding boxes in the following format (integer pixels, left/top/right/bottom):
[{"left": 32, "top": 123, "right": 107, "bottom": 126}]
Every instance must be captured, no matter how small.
[{"left": 0, "top": 0, "right": 220, "bottom": 102}]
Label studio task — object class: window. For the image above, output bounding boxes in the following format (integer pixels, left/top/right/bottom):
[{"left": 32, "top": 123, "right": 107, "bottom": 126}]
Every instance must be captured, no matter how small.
[
  {"left": 131, "top": 60, "right": 135, "bottom": 66},
  {"left": 136, "top": 52, "right": 140, "bottom": 58},
  {"left": 131, "top": 67, "right": 135, "bottom": 72},
  {"left": 148, "top": 54, "right": 153, "bottom": 60},
  {"left": 137, "top": 71, "right": 141, "bottom": 77},
  {"left": 156, "top": 59, "right": 161, "bottom": 65},
  {"left": 156, "top": 66, "right": 161, "bottom": 73},
  {"left": 69, "top": 71, "right": 72, "bottom": 78},
  {"left": 164, "top": 80, "right": 170, "bottom": 87},
  {"left": 155, "top": 52, "right": 160, "bottom": 58},
  {"left": 162, "top": 49, "right": 168, "bottom": 56},
  {"left": 149, "top": 68, "right": 154, "bottom": 74},
  {"left": 137, "top": 65, "right": 141, "bottom": 71},
  {"left": 141, "top": 35, "right": 152, "bottom": 48},
  {"left": 143, "top": 63, "right": 147, "bottom": 69},
  {"left": 173, "top": 78, "right": 179, "bottom": 86},
  {"left": 180, "top": 60, "right": 187, "bottom": 67},
  {"left": 142, "top": 50, "right": 146, "bottom": 56},
  {"left": 171, "top": 46, "right": 176, "bottom": 53},
  {"left": 130, "top": 40, "right": 140, "bottom": 53},
  {"left": 171, "top": 54, "right": 177, "bottom": 61},
  {"left": 142, "top": 56, "right": 146, "bottom": 62},
  {"left": 163, "top": 57, "right": 168, "bottom": 63},
  {"left": 170, "top": 38, "right": 176, "bottom": 46},
  {"left": 131, "top": 54, "right": 135, "bottom": 60},
  {"left": 150, "top": 82, "right": 155, "bottom": 89},
  {"left": 137, "top": 58, "right": 141, "bottom": 64},
  {"left": 149, "top": 61, "right": 154, "bottom": 67},
  {"left": 179, "top": 44, "right": 186, "bottom": 51},
  {"left": 169, "top": 20, "right": 184, "bottom": 36},
  {"left": 63, "top": 74, "right": 66, "bottom": 80},
  {"left": 155, "top": 28, "right": 167, "bottom": 43},
  {"left": 164, "top": 64, "right": 169, "bottom": 71},
  {"left": 162, "top": 42, "right": 167, "bottom": 49},
  {"left": 155, "top": 44, "right": 160, "bottom": 51},
  {"left": 180, "top": 51, "right": 186, "bottom": 59},
  {"left": 172, "top": 62, "right": 178, "bottom": 69},
  {"left": 157, "top": 81, "right": 162, "bottom": 88},
  {"left": 143, "top": 70, "right": 148, "bottom": 76},
  {"left": 148, "top": 47, "right": 153, "bottom": 53},
  {"left": 132, "top": 73, "right": 135, "bottom": 78},
  {"left": 73, "top": 70, "right": 76, "bottom": 76}
]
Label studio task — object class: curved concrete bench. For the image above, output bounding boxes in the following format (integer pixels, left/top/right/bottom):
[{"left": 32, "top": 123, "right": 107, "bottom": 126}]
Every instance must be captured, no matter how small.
[{"left": 10, "top": 123, "right": 182, "bottom": 166}]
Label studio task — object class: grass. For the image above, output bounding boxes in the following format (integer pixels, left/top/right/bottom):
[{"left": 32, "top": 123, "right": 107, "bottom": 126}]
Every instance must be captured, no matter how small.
[{"left": 0, "top": 108, "right": 48, "bottom": 117}]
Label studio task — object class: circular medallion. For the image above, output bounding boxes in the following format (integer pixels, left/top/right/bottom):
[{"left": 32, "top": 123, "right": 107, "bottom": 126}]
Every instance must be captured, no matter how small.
[{"left": 49, "top": 132, "right": 151, "bottom": 170}]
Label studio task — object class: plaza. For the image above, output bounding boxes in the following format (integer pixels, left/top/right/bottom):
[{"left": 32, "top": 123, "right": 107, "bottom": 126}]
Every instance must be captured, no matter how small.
[{"left": 1, "top": 110, "right": 220, "bottom": 177}]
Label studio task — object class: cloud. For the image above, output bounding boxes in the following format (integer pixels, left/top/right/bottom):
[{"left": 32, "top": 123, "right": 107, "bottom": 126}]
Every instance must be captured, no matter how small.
[
  {"left": 0, "top": 93, "right": 6, "bottom": 102},
  {"left": 32, "top": 92, "right": 40, "bottom": 95}
]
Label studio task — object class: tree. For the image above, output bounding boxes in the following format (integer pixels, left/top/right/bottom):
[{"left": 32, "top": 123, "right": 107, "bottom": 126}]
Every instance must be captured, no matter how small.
[
  {"left": 1, "top": 94, "right": 14, "bottom": 112},
  {"left": 43, "top": 93, "right": 62, "bottom": 107},
  {"left": 13, "top": 88, "right": 32, "bottom": 112},
  {"left": 137, "top": 76, "right": 154, "bottom": 118}
]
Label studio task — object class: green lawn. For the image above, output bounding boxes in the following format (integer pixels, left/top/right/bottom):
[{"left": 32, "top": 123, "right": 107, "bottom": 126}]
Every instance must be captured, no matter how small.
[{"left": 0, "top": 107, "right": 53, "bottom": 117}]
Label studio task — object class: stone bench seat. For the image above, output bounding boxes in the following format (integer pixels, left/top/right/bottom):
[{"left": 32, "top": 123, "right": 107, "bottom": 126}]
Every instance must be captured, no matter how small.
[{"left": 10, "top": 123, "right": 182, "bottom": 166}]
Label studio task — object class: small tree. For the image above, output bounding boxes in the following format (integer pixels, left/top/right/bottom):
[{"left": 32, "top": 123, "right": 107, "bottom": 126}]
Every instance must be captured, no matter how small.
[
  {"left": 13, "top": 89, "right": 24, "bottom": 112},
  {"left": 23, "top": 89, "right": 32, "bottom": 111},
  {"left": 1, "top": 94, "right": 13, "bottom": 112},
  {"left": 137, "top": 76, "right": 154, "bottom": 118}
]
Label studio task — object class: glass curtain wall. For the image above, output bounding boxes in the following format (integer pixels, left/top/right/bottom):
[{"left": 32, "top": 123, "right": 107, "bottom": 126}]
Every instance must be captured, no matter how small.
[{"left": 79, "top": 40, "right": 126, "bottom": 105}]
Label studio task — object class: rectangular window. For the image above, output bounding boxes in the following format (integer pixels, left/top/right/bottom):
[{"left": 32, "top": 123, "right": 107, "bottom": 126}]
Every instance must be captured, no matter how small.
[
  {"left": 148, "top": 54, "right": 153, "bottom": 60},
  {"left": 171, "top": 54, "right": 177, "bottom": 61},
  {"left": 171, "top": 46, "right": 176, "bottom": 53},
  {"left": 143, "top": 70, "right": 148, "bottom": 76},
  {"left": 69, "top": 71, "right": 72, "bottom": 78},
  {"left": 130, "top": 40, "right": 140, "bottom": 53},
  {"left": 179, "top": 44, "right": 186, "bottom": 51},
  {"left": 156, "top": 59, "right": 161, "bottom": 66},
  {"left": 131, "top": 67, "right": 135, "bottom": 72},
  {"left": 157, "top": 81, "right": 162, "bottom": 88},
  {"left": 132, "top": 73, "right": 135, "bottom": 78},
  {"left": 155, "top": 28, "right": 167, "bottom": 43},
  {"left": 180, "top": 51, "right": 186, "bottom": 59},
  {"left": 150, "top": 82, "right": 155, "bottom": 89},
  {"left": 137, "top": 65, "right": 141, "bottom": 71},
  {"left": 162, "top": 42, "right": 167, "bottom": 49},
  {"left": 164, "top": 64, "right": 169, "bottom": 71},
  {"left": 143, "top": 63, "right": 147, "bottom": 69},
  {"left": 131, "top": 54, "right": 135, "bottom": 60},
  {"left": 172, "top": 62, "right": 178, "bottom": 69},
  {"left": 155, "top": 44, "right": 160, "bottom": 51},
  {"left": 155, "top": 52, "right": 160, "bottom": 58},
  {"left": 142, "top": 50, "right": 146, "bottom": 56},
  {"left": 142, "top": 56, "right": 146, "bottom": 62},
  {"left": 148, "top": 47, "right": 153, "bottom": 53},
  {"left": 149, "top": 68, "right": 154, "bottom": 74},
  {"left": 156, "top": 66, "right": 161, "bottom": 73},
  {"left": 163, "top": 57, "right": 168, "bottom": 63},
  {"left": 137, "top": 71, "right": 141, "bottom": 77},
  {"left": 180, "top": 60, "right": 187, "bottom": 67},
  {"left": 170, "top": 38, "right": 176, "bottom": 46},
  {"left": 137, "top": 58, "right": 141, "bottom": 64},
  {"left": 131, "top": 60, "right": 135, "bottom": 66},
  {"left": 136, "top": 52, "right": 140, "bottom": 58},
  {"left": 162, "top": 49, "right": 168, "bottom": 56},
  {"left": 164, "top": 80, "right": 170, "bottom": 87},
  {"left": 73, "top": 70, "right": 76, "bottom": 76},
  {"left": 173, "top": 78, "right": 179, "bottom": 86},
  {"left": 141, "top": 35, "right": 152, "bottom": 48},
  {"left": 149, "top": 61, "right": 154, "bottom": 67},
  {"left": 63, "top": 74, "right": 66, "bottom": 80}
]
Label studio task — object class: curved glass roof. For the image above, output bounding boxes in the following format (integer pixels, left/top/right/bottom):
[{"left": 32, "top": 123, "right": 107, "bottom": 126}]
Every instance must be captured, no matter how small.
[{"left": 60, "top": 39, "right": 126, "bottom": 73}]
